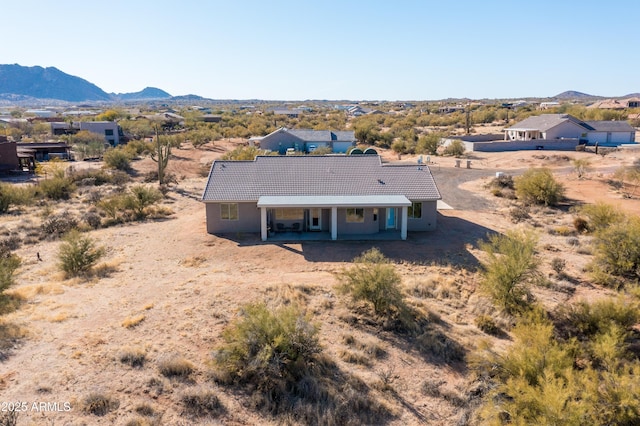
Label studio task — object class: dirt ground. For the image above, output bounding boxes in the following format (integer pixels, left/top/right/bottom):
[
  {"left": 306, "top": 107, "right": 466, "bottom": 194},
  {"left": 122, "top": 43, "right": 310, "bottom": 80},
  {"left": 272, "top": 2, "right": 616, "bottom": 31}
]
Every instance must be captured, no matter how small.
[{"left": 0, "top": 139, "right": 638, "bottom": 425}]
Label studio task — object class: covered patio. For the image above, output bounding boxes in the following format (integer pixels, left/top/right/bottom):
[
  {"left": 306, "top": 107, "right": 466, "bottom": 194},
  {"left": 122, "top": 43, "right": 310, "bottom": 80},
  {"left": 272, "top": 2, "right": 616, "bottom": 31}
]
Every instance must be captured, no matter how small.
[{"left": 257, "top": 195, "right": 411, "bottom": 242}]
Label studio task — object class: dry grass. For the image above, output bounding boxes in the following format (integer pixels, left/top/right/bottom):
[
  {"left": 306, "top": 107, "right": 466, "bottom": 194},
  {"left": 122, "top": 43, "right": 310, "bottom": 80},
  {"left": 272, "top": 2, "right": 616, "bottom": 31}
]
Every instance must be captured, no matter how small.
[
  {"left": 118, "top": 346, "right": 146, "bottom": 368},
  {"left": 158, "top": 356, "right": 194, "bottom": 379},
  {"left": 122, "top": 314, "right": 145, "bottom": 329},
  {"left": 82, "top": 392, "right": 119, "bottom": 416},
  {"left": 180, "top": 387, "right": 225, "bottom": 418}
]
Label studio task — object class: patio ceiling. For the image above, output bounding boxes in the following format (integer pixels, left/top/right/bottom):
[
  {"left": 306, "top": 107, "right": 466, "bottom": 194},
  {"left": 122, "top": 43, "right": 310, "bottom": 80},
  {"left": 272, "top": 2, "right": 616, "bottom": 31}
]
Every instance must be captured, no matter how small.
[{"left": 257, "top": 195, "right": 411, "bottom": 208}]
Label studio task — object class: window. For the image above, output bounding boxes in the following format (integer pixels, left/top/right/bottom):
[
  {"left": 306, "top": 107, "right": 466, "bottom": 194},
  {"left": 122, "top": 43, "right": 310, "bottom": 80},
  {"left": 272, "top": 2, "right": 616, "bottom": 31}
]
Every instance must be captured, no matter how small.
[
  {"left": 105, "top": 129, "right": 114, "bottom": 136},
  {"left": 408, "top": 202, "right": 422, "bottom": 219},
  {"left": 275, "top": 208, "right": 304, "bottom": 220},
  {"left": 220, "top": 203, "right": 238, "bottom": 220},
  {"left": 346, "top": 208, "right": 364, "bottom": 223}
]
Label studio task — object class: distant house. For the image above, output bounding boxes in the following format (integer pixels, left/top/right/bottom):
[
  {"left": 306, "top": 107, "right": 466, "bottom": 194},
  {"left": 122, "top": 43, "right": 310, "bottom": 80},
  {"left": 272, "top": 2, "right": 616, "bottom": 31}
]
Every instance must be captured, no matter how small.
[
  {"left": 201, "top": 155, "right": 441, "bottom": 241},
  {"left": 271, "top": 109, "right": 300, "bottom": 118},
  {"left": 588, "top": 97, "right": 640, "bottom": 109},
  {"left": 505, "top": 114, "right": 635, "bottom": 146},
  {"left": 256, "top": 127, "right": 357, "bottom": 154},
  {"left": 17, "top": 142, "right": 71, "bottom": 161},
  {"left": 51, "top": 121, "right": 122, "bottom": 146}
]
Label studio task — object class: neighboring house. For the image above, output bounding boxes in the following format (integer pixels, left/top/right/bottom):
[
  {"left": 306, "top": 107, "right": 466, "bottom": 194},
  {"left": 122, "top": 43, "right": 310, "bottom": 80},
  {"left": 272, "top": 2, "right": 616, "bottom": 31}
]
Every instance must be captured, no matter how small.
[
  {"left": 505, "top": 114, "right": 635, "bottom": 146},
  {"left": 587, "top": 97, "right": 640, "bottom": 109},
  {"left": 16, "top": 142, "right": 71, "bottom": 161},
  {"left": 271, "top": 109, "right": 300, "bottom": 118},
  {"left": 51, "top": 121, "right": 122, "bottom": 146},
  {"left": 201, "top": 155, "right": 441, "bottom": 241},
  {"left": 257, "top": 127, "right": 357, "bottom": 154}
]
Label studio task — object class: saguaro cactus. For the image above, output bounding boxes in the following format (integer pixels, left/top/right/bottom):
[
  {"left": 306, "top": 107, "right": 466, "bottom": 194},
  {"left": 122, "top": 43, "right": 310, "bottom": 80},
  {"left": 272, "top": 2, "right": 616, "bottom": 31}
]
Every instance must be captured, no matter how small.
[{"left": 151, "top": 125, "right": 171, "bottom": 185}]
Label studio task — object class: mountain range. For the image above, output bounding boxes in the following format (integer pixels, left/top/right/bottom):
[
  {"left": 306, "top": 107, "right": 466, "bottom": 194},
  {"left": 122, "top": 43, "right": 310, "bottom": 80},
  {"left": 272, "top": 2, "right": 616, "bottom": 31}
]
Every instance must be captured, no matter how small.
[
  {"left": 0, "top": 64, "right": 636, "bottom": 103},
  {"left": 0, "top": 64, "right": 171, "bottom": 102}
]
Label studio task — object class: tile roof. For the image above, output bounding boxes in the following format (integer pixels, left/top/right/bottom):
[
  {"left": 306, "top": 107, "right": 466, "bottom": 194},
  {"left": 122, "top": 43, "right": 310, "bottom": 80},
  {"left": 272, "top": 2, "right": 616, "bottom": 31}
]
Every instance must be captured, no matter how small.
[
  {"left": 202, "top": 155, "right": 441, "bottom": 202},
  {"left": 585, "top": 120, "right": 635, "bottom": 132},
  {"left": 506, "top": 114, "right": 594, "bottom": 131}
]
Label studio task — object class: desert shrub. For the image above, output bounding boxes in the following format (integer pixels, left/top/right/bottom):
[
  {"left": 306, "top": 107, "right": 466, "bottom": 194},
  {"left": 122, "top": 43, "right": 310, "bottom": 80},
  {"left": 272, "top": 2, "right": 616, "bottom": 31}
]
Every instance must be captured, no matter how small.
[
  {"left": 69, "top": 169, "right": 113, "bottom": 186},
  {"left": 57, "top": 230, "right": 105, "bottom": 277},
  {"left": 473, "top": 305, "right": 640, "bottom": 425},
  {"left": 0, "top": 410, "right": 18, "bottom": 426},
  {"left": 110, "top": 170, "right": 132, "bottom": 186},
  {"left": 336, "top": 248, "right": 408, "bottom": 319},
  {"left": 478, "top": 229, "right": 538, "bottom": 315},
  {"left": 119, "top": 347, "right": 146, "bottom": 368},
  {"left": 515, "top": 167, "right": 564, "bottom": 206},
  {"left": 572, "top": 158, "right": 592, "bottom": 178},
  {"left": 475, "top": 314, "right": 500, "bottom": 335},
  {"left": 103, "top": 147, "right": 133, "bottom": 171},
  {"left": 488, "top": 174, "right": 514, "bottom": 190},
  {"left": 158, "top": 356, "right": 194, "bottom": 379},
  {"left": 181, "top": 388, "right": 225, "bottom": 418},
  {"left": 550, "top": 257, "right": 566, "bottom": 276},
  {"left": 82, "top": 392, "right": 119, "bottom": 416},
  {"left": 573, "top": 216, "right": 589, "bottom": 233},
  {"left": 41, "top": 212, "right": 78, "bottom": 238},
  {"left": 509, "top": 204, "right": 530, "bottom": 223},
  {"left": 38, "top": 176, "right": 76, "bottom": 200},
  {"left": 122, "top": 185, "right": 163, "bottom": 219},
  {"left": 212, "top": 302, "right": 387, "bottom": 423},
  {"left": 213, "top": 303, "right": 320, "bottom": 383},
  {"left": 591, "top": 217, "right": 640, "bottom": 282},
  {"left": 557, "top": 297, "right": 638, "bottom": 340},
  {"left": 82, "top": 212, "right": 101, "bottom": 229},
  {"left": 443, "top": 140, "right": 465, "bottom": 157},
  {"left": 576, "top": 202, "right": 624, "bottom": 233},
  {"left": 0, "top": 255, "right": 21, "bottom": 293}
]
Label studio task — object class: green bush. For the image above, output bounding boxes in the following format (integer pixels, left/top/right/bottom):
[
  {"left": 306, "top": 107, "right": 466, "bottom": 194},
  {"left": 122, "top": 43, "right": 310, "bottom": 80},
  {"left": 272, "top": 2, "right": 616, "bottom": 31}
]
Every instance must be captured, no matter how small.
[
  {"left": 212, "top": 301, "right": 389, "bottom": 424},
  {"left": 473, "top": 304, "right": 640, "bottom": 425},
  {"left": 336, "top": 248, "right": 407, "bottom": 318},
  {"left": 213, "top": 303, "right": 320, "bottom": 384},
  {"left": 592, "top": 217, "right": 640, "bottom": 282},
  {"left": 478, "top": 229, "right": 538, "bottom": 315},
  {"left": 122, "top": 185, "right": 163, "bottom": 219},
  {"left": 0, "top": 254, "right": 21, "bottom": 293},
  {"left": 38, "top": 176, "right": 76, "bottom": 200},
  {"left": 57, "top": 230, "right": 105, "bottom": 277},
  {"left": 515, "top": 168, "right": 564, "bottom": 206},
  {"left": 576, "top": 202, "right": 624, "bottom": 233},
  {"left": 443, "top": 140, "right": 465, "bottom": 157},
  {"left": 103, "top": 147, "right": 133, "bottom": 171}
]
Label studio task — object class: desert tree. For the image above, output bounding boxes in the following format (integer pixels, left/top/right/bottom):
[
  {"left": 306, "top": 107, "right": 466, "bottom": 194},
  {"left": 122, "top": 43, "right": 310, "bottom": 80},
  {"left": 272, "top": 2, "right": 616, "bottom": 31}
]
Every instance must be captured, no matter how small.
[
  {"left": 57, "top": 230, "right": 105, "bottom": 277},
  {"left": 515, "top": 167, "right": 564, "bottom": 206},
  {"left": 572, "top": 158, "right": 592, "bottom": 179},
  {"left": 478, "top": 229, "right": 538, "bottom": 315}
]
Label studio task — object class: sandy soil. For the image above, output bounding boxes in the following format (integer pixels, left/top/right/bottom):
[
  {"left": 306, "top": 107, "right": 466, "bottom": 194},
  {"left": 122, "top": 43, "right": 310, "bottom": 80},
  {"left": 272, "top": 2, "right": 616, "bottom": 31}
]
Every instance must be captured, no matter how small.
[{"left": 0, "top": 139, "right": 637, "bottom": 425}]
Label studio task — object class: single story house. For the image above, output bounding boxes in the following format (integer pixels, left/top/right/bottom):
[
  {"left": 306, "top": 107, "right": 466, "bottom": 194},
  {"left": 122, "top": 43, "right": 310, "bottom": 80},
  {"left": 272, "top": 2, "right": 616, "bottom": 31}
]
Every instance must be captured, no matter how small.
[
  {"left": 505, "top": 114, "right": 635, "bottom": 146},
  {"left": 256, "top": 127, "right": 357, "bottom": 154},
  {"left": 201, "top": 155, "right": 441, "bottom": 241}
]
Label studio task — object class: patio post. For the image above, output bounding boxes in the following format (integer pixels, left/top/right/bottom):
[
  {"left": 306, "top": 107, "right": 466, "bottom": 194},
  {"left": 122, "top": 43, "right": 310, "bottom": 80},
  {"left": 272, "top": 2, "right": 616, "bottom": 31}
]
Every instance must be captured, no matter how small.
[
  {"left": 331, "top": 207, "right": 337, "bottom": 240},
  {"left": 401, "top": 205, "right": 408, "bottom": 240},
  {"left": 260, "top": 207, "right": 268, "bottom": 241}
]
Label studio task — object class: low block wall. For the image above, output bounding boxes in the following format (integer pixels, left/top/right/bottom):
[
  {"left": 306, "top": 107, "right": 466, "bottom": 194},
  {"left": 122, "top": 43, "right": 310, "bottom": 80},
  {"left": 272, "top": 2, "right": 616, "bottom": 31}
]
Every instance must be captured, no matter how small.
[{"left": 464, "top": 139, "right": 580, "bottom": 152}]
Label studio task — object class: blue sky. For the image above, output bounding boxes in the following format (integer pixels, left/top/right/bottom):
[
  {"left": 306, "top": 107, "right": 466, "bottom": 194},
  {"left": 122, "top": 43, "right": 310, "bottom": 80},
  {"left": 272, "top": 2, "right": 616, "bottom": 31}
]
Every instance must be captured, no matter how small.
[{"left": 3, "top": 0, "right": 638, "bottom": 101}]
